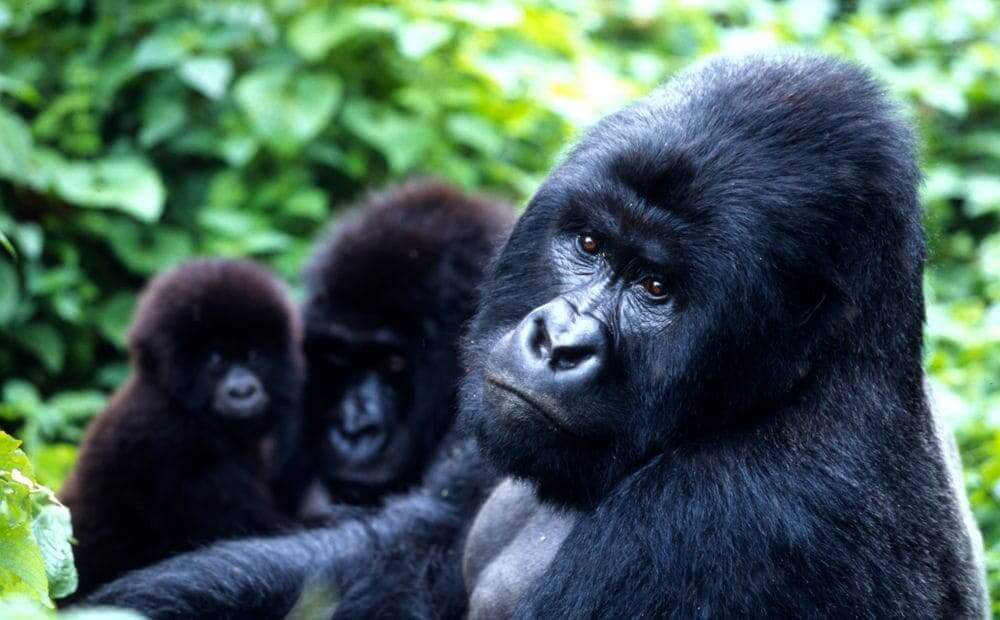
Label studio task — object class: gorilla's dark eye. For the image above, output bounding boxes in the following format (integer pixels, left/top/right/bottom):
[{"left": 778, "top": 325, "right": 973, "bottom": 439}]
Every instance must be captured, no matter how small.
[
  {"left": 640, "top": 277, "right": 668, "bottom": 299},
  {"left": 386, "top": 354, "right": 407, "bottom": 374},
  {"left": 578, "top": 234, "right": 599, "bottom": 255},
  {"left": 208, "top": 352, "right": 224, "bottom": 370}
]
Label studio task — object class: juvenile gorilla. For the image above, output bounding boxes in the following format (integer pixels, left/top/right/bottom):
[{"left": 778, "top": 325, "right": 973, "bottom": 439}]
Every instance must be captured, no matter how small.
[
  {"left": 277, "top": 181, "right": 513, "bottom": 512},
  {"left": 61, "top": 259, "right": 302, "bottom": 597},
  {"left": 85, "top": 53, "right": 986, "bottom": 618}
]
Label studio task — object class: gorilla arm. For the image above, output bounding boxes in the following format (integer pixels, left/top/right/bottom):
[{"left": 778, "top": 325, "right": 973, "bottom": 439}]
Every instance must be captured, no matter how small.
[{"left": 83, "top": 438, "right": 493, "bottom": 619}]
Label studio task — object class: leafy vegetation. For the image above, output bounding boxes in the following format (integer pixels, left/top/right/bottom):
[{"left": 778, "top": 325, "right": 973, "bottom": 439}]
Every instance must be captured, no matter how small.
[
  {"left": 0, "top": 0, "right": 996, "bottom": 612},
  {"left": 0, "top": 432, "right": 76, "bottom": 608}
]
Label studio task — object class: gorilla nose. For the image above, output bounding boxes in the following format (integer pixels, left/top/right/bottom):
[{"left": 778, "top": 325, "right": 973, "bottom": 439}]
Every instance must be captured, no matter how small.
[
  {"left": 216, "top": 366, "right": 268, "bottom": 418},
  {"left": 340, "top": 396, "right": 384, "bottom": 437},
  {"left": 518, "top": 298, "right": 607, "bottom": 380},
  {"left": 227, "top": 374, "right": 259, "bottom": 400}
]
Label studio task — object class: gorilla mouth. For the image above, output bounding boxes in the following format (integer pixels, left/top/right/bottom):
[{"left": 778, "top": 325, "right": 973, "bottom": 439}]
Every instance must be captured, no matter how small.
[{"left": 484, "top": 376, "right": 581, "bottom": 438}]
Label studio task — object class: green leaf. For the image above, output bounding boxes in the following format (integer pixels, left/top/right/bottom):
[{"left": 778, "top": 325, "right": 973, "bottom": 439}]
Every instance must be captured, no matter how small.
[
  {"left": 284, "top": 188, "right": 328, "bottom": 221},
  {"left": 52, "top": 157, "right": 166, "bottom": 222},
  {"left": 139, "top": 99, "right": 187, "bottom": 148},
  {"left": 234, "top": 66, "right": 342, "bottom": 151},
  {"left": 0, "top": 527, "right": 49, "bottom": 606},
  {"left": 0, "top": 432, "right": 48, "bottom": 606},
  {"left": 396, "top": 21, "right": 452, "bottom": 58},
  {"left": 0, "top": 231, "right": 14, "bottom": 259},
  {"left": 965, "top": 175, "right": 1000, "bottom": 217},
  {"left": 3, "top": 381, "right": 41, "bottom": 414},
  {"left": 447, "top": 114, "right": 503, "bottom": 156},
  {"left": 133, "top": 30, "right": 189, "bottom": 71},
  {"left": 96, "top": 293, "right": 137, "bottom": 348},
  {"left": 0, "top": 109, "right": 34, "bottom": 180},
  {"left": 342, "top": 101, "right": 435, "bottom": 173},
  {"left": 178, "top": 56, "right": 234, "bottom": 100},
  {"left": 105, "top": 221, "right": 192, "bottom": 275},
  {"left": 288, "top": 8, "right": 362, "bottom": 61},
  {"left": 47, "top": 391, "right": 106, "bottom": 422},
  {"left": 26, "top": 444, "right": 77, "bottom": 491},
  {"left": 10, "top": 324, "right": 64, "bottom": 373},
  {"left": 12, "top": 223, "right": 41, "bottom": 261},
  {"left": 30, "top": 503, "right": 76, "bottom": 600},
  {"left": 0, "top": 261, "right": 19, "bottom": 325}
]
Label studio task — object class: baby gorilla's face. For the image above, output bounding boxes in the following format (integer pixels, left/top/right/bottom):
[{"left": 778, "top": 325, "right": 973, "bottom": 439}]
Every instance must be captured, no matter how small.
[
  {"left": 169, "top": 338, "right": 293, "bottom": 435},
  {"left": 207, "top": 352, "right": 270, "bottom": 420}
]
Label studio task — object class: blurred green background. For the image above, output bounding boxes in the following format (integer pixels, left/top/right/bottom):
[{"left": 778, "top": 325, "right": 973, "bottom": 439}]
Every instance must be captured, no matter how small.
[{"left": 0, "top": 0, "right": 997, "bottom": 612}]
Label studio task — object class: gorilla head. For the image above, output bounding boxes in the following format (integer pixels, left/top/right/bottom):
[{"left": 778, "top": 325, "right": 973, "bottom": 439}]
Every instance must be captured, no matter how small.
[
  {"left": 301, "top": 181, "right": 513, "bottom": 504},
  {"left": 129, "top": 258, "right": 302, "bottom": 435},
  {"left": 462, "top": 54, "right": 923, "bottom": 508}
]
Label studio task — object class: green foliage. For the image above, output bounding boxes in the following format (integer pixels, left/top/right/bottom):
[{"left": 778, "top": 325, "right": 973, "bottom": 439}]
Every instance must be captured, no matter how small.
[
  {"left": 0, "top": 0, "right": 996, "bottom": 611},
  {"left": 0, "top": 432, "right": 77, "bottom": 608}
]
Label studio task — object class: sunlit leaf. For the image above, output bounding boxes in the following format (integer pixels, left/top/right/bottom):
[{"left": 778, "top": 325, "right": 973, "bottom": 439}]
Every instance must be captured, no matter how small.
[
  {"left": 234, "top": 66, "right": 342, "bottom": 151},
  {"left": 0, "top": 109, "right": 33, "bottom": 180},
  {"left": 50, "top": 156, "right": 166, "bottom": 222},
  {"left": 31, "top": 503, "right": 76, "bottom": 599},
  {"left": 178, "top": 56, "right": 234, "bottom": 100},
  {"left": 396, "top": 21, "right": 453, "bottom": 58}
]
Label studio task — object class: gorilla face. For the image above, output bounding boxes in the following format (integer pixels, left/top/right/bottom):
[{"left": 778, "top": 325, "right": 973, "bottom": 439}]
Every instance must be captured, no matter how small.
[
  {"left": 304, "top": 323, "right": 416, "bottom": 491},
  {"left": 466, "top": 185, "right": 702, "bottom": 507},
  {"left": 168, "top": 328, "right": 297, "bottom": 435}
]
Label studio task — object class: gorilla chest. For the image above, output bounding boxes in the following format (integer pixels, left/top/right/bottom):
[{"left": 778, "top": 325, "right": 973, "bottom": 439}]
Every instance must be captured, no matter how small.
[{"left": 463, "top": 478, "right": 579, "bottom": 619}]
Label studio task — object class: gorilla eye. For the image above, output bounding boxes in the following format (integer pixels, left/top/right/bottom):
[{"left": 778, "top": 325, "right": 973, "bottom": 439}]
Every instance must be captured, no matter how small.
[
  {"left": 386, "top": 354, "right": 407, "bottom": 374},
  {"left": 640, "top": 277, "right": 668, "bottom": 299},
  {"left": 208, "top": 352, "right": 224, "bottom": 369},
  {"left": 578, "top": 234, "right": 600, "bottom": 255}
]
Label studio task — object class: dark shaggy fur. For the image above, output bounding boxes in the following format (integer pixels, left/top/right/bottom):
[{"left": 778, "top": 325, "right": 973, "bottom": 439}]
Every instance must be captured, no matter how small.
[
  {"left": 275, "top": 180, "right": 514, "bottom": 513},
  {"left": 83, "top": 53, "right": 986, "bottom": 618},
  {"left": 61, "top": 259, "right": 302, "bottom": 598}
]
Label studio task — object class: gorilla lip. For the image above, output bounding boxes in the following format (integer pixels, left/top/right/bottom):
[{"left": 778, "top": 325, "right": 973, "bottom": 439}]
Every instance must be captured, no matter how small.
[{"left": 484, "top": 375, "right": 581, "bottom": 438}]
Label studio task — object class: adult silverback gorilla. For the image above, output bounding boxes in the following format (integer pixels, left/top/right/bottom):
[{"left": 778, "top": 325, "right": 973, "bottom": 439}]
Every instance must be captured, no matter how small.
[{"left": 84, "top": 53, "right": 986, "bottom": 618}]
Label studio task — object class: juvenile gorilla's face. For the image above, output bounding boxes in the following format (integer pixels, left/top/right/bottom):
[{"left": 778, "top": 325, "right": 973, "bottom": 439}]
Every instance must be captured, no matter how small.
[{"left": 304, "top": 325, "right": 419, "bottom": 498}]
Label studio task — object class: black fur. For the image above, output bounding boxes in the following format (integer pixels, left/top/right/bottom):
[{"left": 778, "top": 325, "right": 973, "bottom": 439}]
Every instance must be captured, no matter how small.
[
  {"left": 275, "top": 180, "right": 513, "bottom": 512},
  {"left": 82, "top": 53, "right": 986, "bottom": 618},
  {"left": 61, "top": 259, "right": 302, "bottom": 598}
]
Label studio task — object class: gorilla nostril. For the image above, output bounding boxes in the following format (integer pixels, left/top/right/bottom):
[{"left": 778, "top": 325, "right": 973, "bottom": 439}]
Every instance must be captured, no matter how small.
[
  {"left": 550, "top": 344, "right": 596, "bottom": 371},
  {"left": 529, "top": 318, "right": 551, "bottom": 358}
]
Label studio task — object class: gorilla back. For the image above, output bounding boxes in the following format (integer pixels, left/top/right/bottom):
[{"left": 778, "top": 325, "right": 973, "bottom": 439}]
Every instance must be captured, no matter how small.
[{"left": 461, "top": 52, "right": 987, "bottom": 616}]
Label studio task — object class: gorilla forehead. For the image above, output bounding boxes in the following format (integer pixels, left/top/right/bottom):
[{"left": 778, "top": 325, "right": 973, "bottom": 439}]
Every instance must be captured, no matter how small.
[
  {"left": 526, "top": 53, "right": 920, "bottom": 301},
  {"left": 129, "top": 258, "right": 296, "bottom": 350},
  {"left": 305, "top": 180, "right": 513, "bottom": 329}
]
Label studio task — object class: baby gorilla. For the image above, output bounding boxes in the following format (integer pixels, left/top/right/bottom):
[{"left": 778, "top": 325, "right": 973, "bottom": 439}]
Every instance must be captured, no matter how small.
[
  {"left": 60, "top": 258, "right": 302, "bottom": 598},
  {"left": 278, "top": 180, "right": 513, "bottom": 512}
]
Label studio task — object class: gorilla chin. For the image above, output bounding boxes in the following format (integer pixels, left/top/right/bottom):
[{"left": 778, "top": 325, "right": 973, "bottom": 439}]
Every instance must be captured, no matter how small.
[
  {"left": 325, "top": 430, "right": 412, "bottom": 488},
  {"left": 482, "top": 375, "right": 581, "bottom": 438}
]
